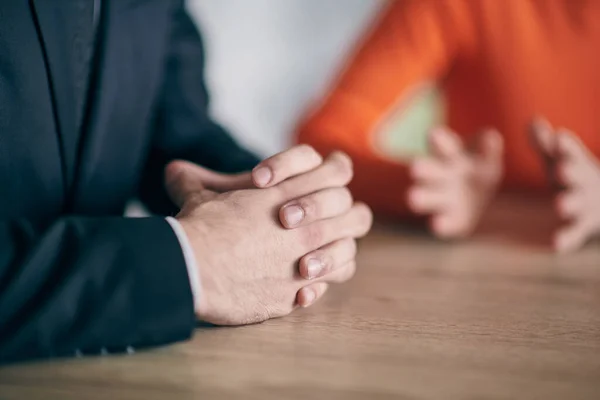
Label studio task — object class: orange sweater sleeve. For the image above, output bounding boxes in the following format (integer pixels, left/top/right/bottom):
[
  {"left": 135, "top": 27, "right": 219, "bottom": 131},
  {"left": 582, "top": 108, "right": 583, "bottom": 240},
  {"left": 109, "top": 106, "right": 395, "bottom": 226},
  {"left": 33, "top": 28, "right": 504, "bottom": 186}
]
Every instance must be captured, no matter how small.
[{"left": 296, "top": 0, "right": 475, "bottom": 217}]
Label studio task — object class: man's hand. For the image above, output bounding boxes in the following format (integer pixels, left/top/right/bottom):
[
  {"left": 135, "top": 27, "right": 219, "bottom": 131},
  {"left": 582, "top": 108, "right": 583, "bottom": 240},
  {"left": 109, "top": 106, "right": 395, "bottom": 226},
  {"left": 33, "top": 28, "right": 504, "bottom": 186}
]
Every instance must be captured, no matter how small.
[
  {"left": 165, "top": 145, "right": 357, "bottom": 305},
  {"left": 407, "top": 127, "right": 504, "bottom": 238},
  {"left": 165, "top": 148, "right": 372, "bottom": 325},
  {"left": 530, "top": 119, "right": 600, "bottom": 252}
]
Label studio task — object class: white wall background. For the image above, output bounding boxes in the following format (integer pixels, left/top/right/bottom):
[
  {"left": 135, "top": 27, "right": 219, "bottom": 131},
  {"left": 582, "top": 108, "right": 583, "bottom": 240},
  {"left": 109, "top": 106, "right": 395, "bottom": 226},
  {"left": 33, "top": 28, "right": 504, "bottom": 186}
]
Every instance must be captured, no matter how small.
[{"left": 186, "top": 0, "right": 385, "bottom": 157}]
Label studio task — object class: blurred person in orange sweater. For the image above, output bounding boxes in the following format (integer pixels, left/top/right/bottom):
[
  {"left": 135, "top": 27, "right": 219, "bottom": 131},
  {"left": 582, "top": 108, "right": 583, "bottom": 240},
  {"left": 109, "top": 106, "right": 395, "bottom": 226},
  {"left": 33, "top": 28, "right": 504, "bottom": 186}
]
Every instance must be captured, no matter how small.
[{"left": 297, "top": 0, "right": 600, "bottom": 253}]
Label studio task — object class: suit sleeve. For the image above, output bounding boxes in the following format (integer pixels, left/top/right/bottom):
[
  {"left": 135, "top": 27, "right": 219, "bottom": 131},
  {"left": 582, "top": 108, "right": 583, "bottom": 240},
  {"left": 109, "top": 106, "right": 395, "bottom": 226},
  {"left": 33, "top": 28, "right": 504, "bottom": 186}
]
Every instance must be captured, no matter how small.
[
  {"left": 139, "top": 1, "right": 260, "bottom": 215},
  {"left": 0, "top": 217, "right": 195, "bottom": 364},
  {"left": 296, "top": 0, "right": 475, "bottom": 218}
]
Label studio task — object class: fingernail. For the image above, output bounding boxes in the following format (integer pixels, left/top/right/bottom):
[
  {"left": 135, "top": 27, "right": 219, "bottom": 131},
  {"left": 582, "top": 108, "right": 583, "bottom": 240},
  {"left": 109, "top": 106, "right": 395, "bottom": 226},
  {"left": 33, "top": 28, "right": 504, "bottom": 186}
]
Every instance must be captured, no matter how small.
[
  {"left": 253, "top": 166, "right": 272, "bottom": 187},
  {"left": 306, "top": 258, "right": 323, "bottom": 279},
  {"left": 302, "top": 289, "right": 316, "bottom": 307},
  {"left": 282, "top": 205, "right": 304, "bottom": 227}
]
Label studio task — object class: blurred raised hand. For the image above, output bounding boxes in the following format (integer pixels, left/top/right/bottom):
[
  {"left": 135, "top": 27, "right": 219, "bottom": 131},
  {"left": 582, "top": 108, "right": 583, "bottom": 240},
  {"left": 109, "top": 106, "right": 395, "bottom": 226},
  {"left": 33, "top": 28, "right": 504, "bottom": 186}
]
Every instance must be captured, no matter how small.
[
  {"left": 530, "top": 119, "right": 600, "bottom": 253},
  {"left": 408, "top": 127, "right": 504, "bottom": 239}
]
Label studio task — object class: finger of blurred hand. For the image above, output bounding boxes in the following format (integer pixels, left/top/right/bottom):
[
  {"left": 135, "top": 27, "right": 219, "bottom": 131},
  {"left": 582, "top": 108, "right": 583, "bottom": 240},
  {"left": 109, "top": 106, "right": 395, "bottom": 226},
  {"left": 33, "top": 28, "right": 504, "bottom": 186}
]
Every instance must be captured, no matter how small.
[
  {"left": 476, "top": 128, "right": 504, "bottom": 162},
  {"left": 429, "top": 127, "right": 464, "bottom": 160},
  {"left": 555, "top": 191, "right": 583, "bottom": 220},
  {"left": 277, "top": 151, "right": 353, "bottom": 200},
  {"left": 556, "top": 159, "right": 581, "bottom": 187},
  {"left": 554, "top": 221, "right": 592, "bottom": 254},
  {"left": 252, "top": 145, "right": 323, "bottom": 188},
  {"left": 556, "top": 130, "right": 592, "bottom": 164},
  {"left": 296, "top": 282, "right": 329, "bottom": 308},
  {"left": 407, "top": 186, "right": 447, "bottom": 214},
  {"left": 410, "top": 158, "right": 448, "bottom": 183},
  {"left": 279, "top": 187, "right": 353, "bottom": 228},
  {"left": 430, "top": 213, "right": 472, "bottom": 239},
  {"left": 298, "top": 238, "right": 357, "bottom": 280},
  {"left": 297, "top": 202, "right": 372, "bottom": 254}
]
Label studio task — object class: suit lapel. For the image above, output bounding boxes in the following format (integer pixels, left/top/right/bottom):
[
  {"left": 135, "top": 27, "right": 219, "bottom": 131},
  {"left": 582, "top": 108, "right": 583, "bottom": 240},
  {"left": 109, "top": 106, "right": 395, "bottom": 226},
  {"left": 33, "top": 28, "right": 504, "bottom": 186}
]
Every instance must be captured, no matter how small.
[
  {"left": 69, "top": 0, "right": 172, "bottom": 212},
  {"left": 70, "top": 0, "right": 119, "bottom": 212},
  {"left": 71, "top": 0, "right": 166, "bottom": 211},
  {"left": 30, "top": 0, "right": 78, "bottom": 194}
]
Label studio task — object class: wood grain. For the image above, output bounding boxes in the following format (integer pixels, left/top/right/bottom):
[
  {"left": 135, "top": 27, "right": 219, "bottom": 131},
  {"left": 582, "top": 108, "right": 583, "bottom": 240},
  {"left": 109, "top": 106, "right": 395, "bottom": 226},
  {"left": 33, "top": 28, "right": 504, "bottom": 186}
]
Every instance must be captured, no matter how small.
[{"left": 1, "top": 196, "right": 599, "bottom": 399}]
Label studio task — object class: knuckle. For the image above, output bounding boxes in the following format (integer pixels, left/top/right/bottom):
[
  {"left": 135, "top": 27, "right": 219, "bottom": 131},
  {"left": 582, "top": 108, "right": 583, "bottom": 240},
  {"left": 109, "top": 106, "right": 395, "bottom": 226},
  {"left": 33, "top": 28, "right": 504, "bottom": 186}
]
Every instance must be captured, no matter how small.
[
  {"left": 265, "top": 185, "right": 284, "bottom": 203},
  {"left": 297, "top": 144, "right": 323, "bottom": 164},
  {"left": 333, "top": 150, "right": 353, "bottom": 169},
  {"left": 354, "top": 203, "right": 374, "bottom": 234},
  {"left": 296, "top": 144, "right": 314, "bottom": 155},
  {"left": 264, "top": 156, "right": 284, "bottom": 177},
  {"left": 340, "top": 262, "right": 357, "bottom": 282},
  {"left": 345, "top": 238, "right": 358, "bottom": 258},
  {"left": 301, "top": 223, "right": 325, "bottom": 250},
  {"left": 328, "top": 151, "right": 354, "bottom": 184},
  {"left": 298, "top": 195, "right": 319, "bottom": 220},
  {"left": 316, "top": 252, "right": 334, "bottom": 274},
  {"left": 274, "top": 181, "right": 293, "bottom": 201},
  {"left": 338, "top": 187, "right": 354, "bottom": 207},
  {"left": 325, "top": 240, "right": 356, "bottom": 272}
]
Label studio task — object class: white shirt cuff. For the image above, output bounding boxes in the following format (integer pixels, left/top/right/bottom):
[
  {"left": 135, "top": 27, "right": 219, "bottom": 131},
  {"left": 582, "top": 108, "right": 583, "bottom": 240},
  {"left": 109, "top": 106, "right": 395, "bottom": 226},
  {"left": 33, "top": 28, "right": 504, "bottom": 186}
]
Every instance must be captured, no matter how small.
[{"left": 165, "top": 217, "right": 202, "bottom": 313}]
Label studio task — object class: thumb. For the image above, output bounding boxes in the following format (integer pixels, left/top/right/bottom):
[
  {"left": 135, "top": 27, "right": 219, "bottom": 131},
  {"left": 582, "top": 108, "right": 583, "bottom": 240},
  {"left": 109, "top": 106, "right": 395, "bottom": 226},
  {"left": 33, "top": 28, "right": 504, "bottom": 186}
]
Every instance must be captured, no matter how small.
[
  {"left": 165, "top": 160, "right": 253, "bottom": 193},
  {"left": 475, "top": 128, "right": 504, "bottom": 163},
  {"left": 165, "top": 161, "right": 216, "bottom": 208},
  {"left": 529, "top": 117, "right": 556, "bottom": 159}
]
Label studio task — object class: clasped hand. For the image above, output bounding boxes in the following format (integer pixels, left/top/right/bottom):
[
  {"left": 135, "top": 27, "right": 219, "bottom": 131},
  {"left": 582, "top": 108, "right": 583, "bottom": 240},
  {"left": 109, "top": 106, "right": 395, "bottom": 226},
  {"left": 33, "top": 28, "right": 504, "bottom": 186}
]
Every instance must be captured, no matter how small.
[{"left": 165, "top": 145, "right": 373, "bottom": 325}]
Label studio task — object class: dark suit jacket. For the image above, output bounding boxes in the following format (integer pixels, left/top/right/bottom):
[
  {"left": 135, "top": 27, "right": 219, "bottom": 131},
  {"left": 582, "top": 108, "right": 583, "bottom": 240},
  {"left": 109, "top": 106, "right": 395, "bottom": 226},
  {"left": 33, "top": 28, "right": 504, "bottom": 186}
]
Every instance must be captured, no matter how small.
[{"left": 0, "top": 0, "right": 259, "bottom": 363}]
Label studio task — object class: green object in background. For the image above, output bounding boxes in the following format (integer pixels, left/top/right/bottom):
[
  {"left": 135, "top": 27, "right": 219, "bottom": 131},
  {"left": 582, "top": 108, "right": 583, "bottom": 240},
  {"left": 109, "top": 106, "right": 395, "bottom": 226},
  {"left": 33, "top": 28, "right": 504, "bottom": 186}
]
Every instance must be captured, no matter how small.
[{"left": 377, "top": 86, "right": 444, "bottom": 160}]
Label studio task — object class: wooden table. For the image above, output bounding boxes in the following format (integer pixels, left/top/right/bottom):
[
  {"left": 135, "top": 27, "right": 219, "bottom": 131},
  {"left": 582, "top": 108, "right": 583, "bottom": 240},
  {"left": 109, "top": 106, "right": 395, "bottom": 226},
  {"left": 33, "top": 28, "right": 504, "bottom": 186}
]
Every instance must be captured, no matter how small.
[{"left": 1, "top": 197, "right": 599, "bottom": 399}]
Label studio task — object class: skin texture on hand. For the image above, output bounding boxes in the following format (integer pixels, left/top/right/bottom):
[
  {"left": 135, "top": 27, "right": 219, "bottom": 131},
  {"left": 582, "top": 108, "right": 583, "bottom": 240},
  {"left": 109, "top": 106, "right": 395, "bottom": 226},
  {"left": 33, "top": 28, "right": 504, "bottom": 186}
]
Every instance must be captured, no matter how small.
[
  {"left": 530, "top": 119, "right": 600, "bottom": 253},
  {"left": 407, "top": 127, "right": 504, "bottom": 239},
  {"left": 164, "top": 146, "right": 373, "bottom": 325}
]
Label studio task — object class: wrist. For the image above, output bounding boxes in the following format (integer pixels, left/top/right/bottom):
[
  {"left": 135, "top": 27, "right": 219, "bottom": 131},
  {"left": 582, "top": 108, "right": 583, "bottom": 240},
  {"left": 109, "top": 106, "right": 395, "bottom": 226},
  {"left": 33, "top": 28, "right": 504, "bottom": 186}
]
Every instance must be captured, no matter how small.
[
  {"left": 176, "top": 218, "right": 212, "bottom": 319},
  {"left": 166, "top": 217, "right": 204, "bottom": 316}
]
